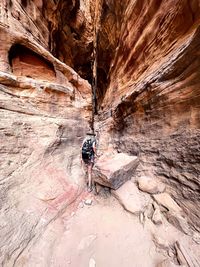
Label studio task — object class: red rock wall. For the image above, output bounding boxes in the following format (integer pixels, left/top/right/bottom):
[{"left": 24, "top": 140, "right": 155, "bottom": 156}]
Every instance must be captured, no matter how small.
[
  {"left": 95, "top": 0, "right": 200, "bottom": 232},
  {"left": 0, "top": 0, "right": 200, "bottom": 264},
  {"left": 0, "top": 1, "right": 92, "bottom": 265},
  {"left": 10, "top": 44, "right": 56, "bottom": 81},
  {"left": 42, "top": 0, "right": 96, "bottom": 81}
]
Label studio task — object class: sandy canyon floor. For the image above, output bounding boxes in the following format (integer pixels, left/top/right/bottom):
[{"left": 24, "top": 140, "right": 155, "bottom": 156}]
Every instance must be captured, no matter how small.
[{"left": 16, "top": 188, "right": 200, "bottom": 267}]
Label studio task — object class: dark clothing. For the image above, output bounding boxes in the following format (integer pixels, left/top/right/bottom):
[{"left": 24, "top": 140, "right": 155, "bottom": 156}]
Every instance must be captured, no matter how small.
[
  {"left": 82, "top": 152, "right": 95, "bottom": 166},
  {"left": 81, "top": 138, "right": 96, "bottom": 166}
]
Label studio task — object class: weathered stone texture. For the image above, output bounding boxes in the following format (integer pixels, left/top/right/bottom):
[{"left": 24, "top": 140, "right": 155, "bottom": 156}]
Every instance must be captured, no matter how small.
[
  {"left": 0, "top": 0, "right": 200, "bottom": 265},
  {"left": 95, "top": 0, "right": 200, "bottom": 233},
  {"left": 111, "top": 180, "right": 151, "bottom": 215},
  {"left": 0, "top": 1, "right": 92, "bottom": 265},
  {"left": 43, "top": 0, "right": 96, "bottom": 81}
]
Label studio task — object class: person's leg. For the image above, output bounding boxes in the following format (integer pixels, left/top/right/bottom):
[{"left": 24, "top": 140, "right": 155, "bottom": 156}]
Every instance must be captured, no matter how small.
[{"left": 87, "top": 164, "right": 92, "bottom": 191}]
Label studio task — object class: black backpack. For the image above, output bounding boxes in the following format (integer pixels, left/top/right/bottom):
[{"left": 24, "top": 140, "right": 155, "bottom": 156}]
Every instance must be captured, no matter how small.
[{"left": 82, "top": 139, "right": 94, "bottom": 159}]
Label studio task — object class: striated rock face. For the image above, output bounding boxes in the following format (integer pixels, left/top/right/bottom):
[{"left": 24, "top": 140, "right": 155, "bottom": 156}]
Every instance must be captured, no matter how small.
[
  {"left": 0, "top": 0, "right": 91, "bottom": 265},
  {"left": 95, "top": 0, "right": 200, "bottom": 232},
  {"left": 42, "top": 0, "right": 97, "bottom": 81},
  {"left": 0, "top": 0, "right": 200, "bottom": 265}
]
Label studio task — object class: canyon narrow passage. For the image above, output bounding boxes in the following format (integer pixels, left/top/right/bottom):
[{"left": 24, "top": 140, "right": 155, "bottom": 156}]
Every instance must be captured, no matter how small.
[{"left": 0, "top": 0, "right": 200, "bottom": 266}]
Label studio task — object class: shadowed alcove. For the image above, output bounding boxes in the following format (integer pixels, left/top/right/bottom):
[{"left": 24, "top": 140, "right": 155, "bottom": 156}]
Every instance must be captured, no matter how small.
[{"left": 9, "top": 44, "right": 56, "bottom": 81}]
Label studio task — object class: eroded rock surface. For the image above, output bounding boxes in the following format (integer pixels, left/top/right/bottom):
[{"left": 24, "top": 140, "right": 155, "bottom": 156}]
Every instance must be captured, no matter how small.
[
  {"left": 0, "top": 0, "right": 200, "bottom": 266},
  {"left": 153, "top": 193, "right": 182, "bottom": 213},
  {"left": 95, "top": 0, "right": 200, "bottom": 233},
  {"left": 0, "top": 1, "right": 91, "bottom": 265}
]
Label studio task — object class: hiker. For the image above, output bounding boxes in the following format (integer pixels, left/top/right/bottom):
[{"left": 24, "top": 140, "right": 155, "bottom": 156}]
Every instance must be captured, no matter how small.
[{"left": 81, "top": 131, "right": 97, "bottom": 192}]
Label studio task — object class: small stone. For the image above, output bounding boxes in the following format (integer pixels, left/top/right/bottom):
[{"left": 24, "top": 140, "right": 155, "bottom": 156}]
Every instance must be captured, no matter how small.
[
  {"left": 78, "top": 202, "right": 84, "bottom": 208},
  {"left": 95, "top": 183, "right": 103, "bottom": 194},
  {"left": 152, "top": 208, "right": 163, "bottom": 225},
  {"left": 144, "top": 202, "right": 154, "bottom": 219},
  {"left": 139, "top": 212, "right": 145, "bottom": 225},
  {"left": 89, "top": 258, "right": 96, "bottom": 267},
  {"left": 84, "top": 199, "right": 93, "bottom": 205}
]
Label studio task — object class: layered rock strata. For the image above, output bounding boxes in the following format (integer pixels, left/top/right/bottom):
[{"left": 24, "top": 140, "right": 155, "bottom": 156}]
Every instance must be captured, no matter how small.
[
  {"left": 95, "top": 0, "right": 200, "bottom": 233},
  {"left": 42, "top": 0, "right": 97, "bottom": 81},
  {"left": 0, "top": 1, "right": 91, "bottom": 265},
  {"left": 0, "top": 0, "right": 200, "bottom": 265}
]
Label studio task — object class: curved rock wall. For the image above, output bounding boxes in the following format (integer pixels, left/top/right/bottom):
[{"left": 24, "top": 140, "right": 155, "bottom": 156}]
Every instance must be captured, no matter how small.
[
  {"left": 0, "top": 1, "right": 91, "bottom": 265},
  {"left": 96, "top": 0, "right": 200, "bottom": 232},
  {"left": 1, "top": 0, "right": 200, "bottom": 265},
  {"left": 43, "top": 0, "right": 96, "bottom": 81}
]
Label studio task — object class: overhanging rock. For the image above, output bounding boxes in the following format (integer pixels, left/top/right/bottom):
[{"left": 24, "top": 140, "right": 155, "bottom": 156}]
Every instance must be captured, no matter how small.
[{"left": 93, "top": 153, "right": 139, "bottom": 189}]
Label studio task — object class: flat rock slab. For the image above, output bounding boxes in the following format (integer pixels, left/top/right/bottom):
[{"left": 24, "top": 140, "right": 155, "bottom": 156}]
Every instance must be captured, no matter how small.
[
  {"left": 94, "top": 153, "right": 139, "bottom": 189},
  {"left": 111, "top": 180, "right": 151, "bottom": 215}
]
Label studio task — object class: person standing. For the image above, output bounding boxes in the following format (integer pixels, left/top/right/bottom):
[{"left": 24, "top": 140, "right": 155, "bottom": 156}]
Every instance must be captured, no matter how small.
[{"left": 81, "top": 131, "right": 97, "bottom": 192}]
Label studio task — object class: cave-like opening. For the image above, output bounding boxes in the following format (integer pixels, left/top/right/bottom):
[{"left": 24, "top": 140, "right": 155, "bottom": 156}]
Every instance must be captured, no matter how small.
[{"left": 9, "top": 44, "right": 56, "bottom": 81}]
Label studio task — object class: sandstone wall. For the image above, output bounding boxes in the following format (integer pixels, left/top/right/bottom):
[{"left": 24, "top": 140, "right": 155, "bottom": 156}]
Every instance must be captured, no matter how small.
[
  {"left": 95, "top": 0, "right": 200, "bottom": 232},
  {"left": 0, "top": 1, "right": 92, "bottom": 265},
  {"left": 1, "top": 0, "right": 200, "bottom": 264},
  {"left": 42, "top": 0, "right": 96, "bottom": 81}
]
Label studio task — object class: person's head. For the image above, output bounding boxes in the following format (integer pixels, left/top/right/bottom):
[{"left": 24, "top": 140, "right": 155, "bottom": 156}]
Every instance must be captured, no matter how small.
[{"left": 86, "top": 130, "right": 96, "bottom": 141}]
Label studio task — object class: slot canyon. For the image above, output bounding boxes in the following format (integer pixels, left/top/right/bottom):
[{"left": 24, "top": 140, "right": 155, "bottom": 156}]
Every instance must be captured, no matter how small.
[{"left": 0, "top": 0, "right": 200, "bottom": 266}]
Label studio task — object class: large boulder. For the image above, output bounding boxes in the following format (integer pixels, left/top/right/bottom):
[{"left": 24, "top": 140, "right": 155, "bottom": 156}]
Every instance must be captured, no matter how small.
[
  {"left": 93, "top": 153, "right": 139, "bottom": 189},
  {"left": 137, "top": 176, "right": 166, "bottom": 194}
]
